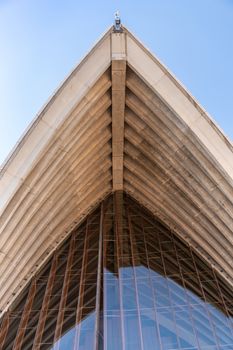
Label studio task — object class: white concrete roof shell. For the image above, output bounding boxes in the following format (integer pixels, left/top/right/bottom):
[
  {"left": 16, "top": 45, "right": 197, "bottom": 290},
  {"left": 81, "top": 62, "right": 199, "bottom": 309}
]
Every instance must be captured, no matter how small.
[{"left": 0, "top": 26, "right": 233, "bottom": 315}]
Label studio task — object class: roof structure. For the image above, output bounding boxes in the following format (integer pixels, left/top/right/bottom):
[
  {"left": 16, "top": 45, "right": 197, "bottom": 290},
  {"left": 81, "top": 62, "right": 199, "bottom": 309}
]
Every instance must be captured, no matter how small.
[{"left": 0, "top": 25, "right": 233, "bottom": 316}]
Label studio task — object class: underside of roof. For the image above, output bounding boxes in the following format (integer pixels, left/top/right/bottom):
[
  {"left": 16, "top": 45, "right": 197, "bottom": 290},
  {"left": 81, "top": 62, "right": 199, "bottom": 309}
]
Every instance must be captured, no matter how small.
[{"left": 0, "top": 26, "right": 233, "bottom": 315}]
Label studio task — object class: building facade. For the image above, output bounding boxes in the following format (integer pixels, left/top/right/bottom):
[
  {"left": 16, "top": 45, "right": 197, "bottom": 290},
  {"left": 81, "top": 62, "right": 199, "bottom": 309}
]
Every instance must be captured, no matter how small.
[{"left": 0, "top": 23, "right": 233, "bottom": 349}]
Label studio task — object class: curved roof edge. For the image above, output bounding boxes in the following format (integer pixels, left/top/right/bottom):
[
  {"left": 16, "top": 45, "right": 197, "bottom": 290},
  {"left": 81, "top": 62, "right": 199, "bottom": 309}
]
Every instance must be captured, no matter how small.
[
  {"left": 124, "top": 27, "right": 233, "bottom": 179},
  {"left": 0, "top": 27, "right": 112, "bottom": 215}
]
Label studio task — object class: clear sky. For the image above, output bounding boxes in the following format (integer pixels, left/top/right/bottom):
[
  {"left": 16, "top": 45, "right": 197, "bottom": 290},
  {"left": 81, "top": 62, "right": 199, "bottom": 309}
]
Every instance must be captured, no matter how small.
[{"left": 0, "top": 0, "right": 233, "bottom": 166}]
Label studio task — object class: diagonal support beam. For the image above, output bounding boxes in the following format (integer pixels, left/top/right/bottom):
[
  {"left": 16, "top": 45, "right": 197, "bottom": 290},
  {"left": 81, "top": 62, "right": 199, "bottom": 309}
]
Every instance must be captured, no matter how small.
[
  {"left": 0, "top": 312, "right": 9, "bottom": 350},
  {"left": 13, "top": 280, "right": 37, "bottom": 350},
  {"left": 53, "top": 233, "right": 76, "bottom": 347},
  {"left": 111, "top": 31, "right": 126, "bottom": 191},
  {"left": 94, "top": 201, "right": 104, "bottom": 349},
  {"left": 32, "top": 254, "right": 58, "bottom": 350}
]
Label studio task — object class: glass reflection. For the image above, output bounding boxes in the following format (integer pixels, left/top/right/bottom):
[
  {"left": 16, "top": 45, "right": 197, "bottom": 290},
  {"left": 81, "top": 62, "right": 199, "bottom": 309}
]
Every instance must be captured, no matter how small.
[
  {"left": 1, "top": 193, "right": 233, "bottom": 349},
  {"left": 103, "top": 194, "right": 233, "bottom": 350}
]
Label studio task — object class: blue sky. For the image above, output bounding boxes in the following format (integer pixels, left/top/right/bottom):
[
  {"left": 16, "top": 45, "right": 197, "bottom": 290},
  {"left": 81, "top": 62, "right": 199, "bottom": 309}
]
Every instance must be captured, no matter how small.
[{"left": 0, "top": 0, "right": 233, "bottom": 166}]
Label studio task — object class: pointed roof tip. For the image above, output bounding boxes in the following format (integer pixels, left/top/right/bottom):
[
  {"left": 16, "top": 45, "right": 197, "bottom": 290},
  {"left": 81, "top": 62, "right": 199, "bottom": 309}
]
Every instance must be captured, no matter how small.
[{"left": 113, "top": 10, "right": 123, "bottom": 33}]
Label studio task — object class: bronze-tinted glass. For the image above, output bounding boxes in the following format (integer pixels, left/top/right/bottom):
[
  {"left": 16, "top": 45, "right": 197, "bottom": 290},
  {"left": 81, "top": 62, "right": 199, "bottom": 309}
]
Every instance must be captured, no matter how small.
[{"left": 1, "top": 193, "right": 232, "bottom": 349}]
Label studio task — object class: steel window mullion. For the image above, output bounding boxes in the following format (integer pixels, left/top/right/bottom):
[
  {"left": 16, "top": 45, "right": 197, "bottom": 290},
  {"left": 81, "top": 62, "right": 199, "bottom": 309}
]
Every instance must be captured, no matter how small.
[
  {"left": 212, "top": 269, "right": 233, "bottom": 338},
  {"left": 94, "top": 201, "right": 104, "bottom": 349},
  {"left": 73, "top": 218, "right": 89, "bottom": 349},
  {"left": 0, "top": 312, "right": 10, "bottom": 350},
  {"left": 114, "top": 191, "right": 126, "bottom": 350},
  {"left": 127, "top": 204, "right": 144, "bottom": 350},
  {"left": 103, "top": 200, "right": 108, "bottom": 350},
  {"left": 53, "top": 233, "right": 76, "bottom": 348},
  {"left": 171, "top": 235, "right": 201, "bottom": 350},
  {"left": 190, "top": 248, "right": 221, "bottom": 349},
  {"left": 157, "top": 229, "right": 182, "bottom": 350},
  {"left": 140, "top": 214, "right": 163, "bottom": 350},
  {"left": 32, "top": 254, "right": 58, "bottom": 350},
  {"left": 12, "top": 280, "right": 37, "bottom": 350}
]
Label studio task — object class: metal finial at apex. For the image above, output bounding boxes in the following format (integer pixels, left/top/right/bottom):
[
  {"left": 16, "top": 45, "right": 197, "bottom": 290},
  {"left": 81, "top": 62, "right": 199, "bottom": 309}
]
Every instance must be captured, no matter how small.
[{"left": 113, "top": 10, "right": 123, "bottom": 32}]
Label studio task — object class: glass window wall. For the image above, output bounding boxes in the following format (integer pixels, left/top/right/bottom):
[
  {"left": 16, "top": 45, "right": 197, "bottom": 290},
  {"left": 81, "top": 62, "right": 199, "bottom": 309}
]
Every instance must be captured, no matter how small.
[{"left": 0, "top": 193, "right": 232, "bottom": 349}]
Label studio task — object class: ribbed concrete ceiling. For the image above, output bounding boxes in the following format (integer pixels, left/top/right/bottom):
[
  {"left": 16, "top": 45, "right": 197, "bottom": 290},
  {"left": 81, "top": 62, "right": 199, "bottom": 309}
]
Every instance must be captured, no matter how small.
[{"left": 0, "top": 26, "right": 233, "bottom": 316}]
